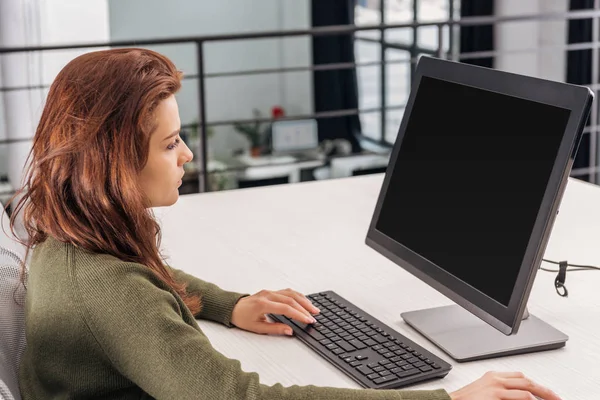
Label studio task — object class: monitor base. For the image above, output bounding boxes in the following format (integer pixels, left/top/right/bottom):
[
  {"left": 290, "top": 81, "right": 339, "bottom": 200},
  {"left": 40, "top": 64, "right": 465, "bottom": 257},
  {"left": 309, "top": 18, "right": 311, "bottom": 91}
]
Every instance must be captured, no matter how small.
[{"left": 401, "top": 305, "right": 568, "bottom": 362}]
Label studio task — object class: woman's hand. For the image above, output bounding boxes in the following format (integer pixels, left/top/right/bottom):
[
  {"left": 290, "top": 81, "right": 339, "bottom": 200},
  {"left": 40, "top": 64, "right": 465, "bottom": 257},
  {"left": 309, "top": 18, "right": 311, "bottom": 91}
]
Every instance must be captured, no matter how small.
[
  {"left": 231, "top": 288, "right": 320, "bottom": 335},
  {"left": 450, "top": 371, "right": 561, "bottom": 400}
]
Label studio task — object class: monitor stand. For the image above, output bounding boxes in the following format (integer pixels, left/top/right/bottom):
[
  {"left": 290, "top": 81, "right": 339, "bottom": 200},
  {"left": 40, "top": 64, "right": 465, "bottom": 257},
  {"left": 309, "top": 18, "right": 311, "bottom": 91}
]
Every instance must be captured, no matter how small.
[{"left": 401, "top": 305, "right": 568, "bottom": 362}]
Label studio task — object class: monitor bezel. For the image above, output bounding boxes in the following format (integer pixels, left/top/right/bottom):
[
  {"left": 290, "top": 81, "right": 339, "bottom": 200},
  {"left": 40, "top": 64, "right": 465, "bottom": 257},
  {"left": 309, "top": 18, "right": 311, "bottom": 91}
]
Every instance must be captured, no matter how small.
[{"left": 366, "top": 56, "right": 593, "bottom": 335}]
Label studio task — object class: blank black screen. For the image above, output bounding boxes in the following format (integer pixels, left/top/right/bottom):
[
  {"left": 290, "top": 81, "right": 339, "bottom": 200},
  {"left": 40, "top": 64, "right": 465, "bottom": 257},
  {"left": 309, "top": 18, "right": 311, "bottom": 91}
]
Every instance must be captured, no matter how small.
[{"left": 376, "top": 76, "right": 571, "bottom": 306}]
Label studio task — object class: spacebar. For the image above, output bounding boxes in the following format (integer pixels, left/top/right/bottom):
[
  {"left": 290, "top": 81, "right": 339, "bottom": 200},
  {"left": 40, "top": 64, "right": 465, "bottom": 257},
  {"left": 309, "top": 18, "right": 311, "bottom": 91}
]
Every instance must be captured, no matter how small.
[{"left": 290, "top": 319, "right": 325, "bottom": 341}]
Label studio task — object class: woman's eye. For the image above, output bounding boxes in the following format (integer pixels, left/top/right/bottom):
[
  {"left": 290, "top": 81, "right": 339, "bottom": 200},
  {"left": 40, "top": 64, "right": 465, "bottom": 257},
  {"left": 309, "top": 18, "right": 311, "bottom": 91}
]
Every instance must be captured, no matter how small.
[{"left": 167, "top": 138, "right": 180, "bottom": 150}]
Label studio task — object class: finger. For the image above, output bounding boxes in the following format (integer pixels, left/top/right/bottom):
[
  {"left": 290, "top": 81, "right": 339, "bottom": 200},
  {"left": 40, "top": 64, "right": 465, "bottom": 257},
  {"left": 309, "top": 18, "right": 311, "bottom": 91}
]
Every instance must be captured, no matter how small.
[
  {"left": 278, "top": 288, "right": 320, "bottom": 314},
  {"left": 504, "top": 378, "right": 561, "bottom": 400},
  {"left": 251, "top": 321, "right": 294, "bottom": 336},
  {"left": 487, "top": 371, "right": 526, "bottom": 379},
  {"left": 262, "top": 300, "right": 315, "bottom": 324},
  {"left": 500, "top": 390, "right": 537, "bottom": 400},
  {"left": 268, "top": 293, "right": 315, "bottom": 322}
]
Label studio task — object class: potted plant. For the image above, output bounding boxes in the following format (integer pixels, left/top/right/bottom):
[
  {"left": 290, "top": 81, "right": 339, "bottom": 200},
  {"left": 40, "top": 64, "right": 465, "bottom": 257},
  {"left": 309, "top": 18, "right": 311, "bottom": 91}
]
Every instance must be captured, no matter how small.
[{"left": 233, "top": 109, "right": 264, "bottom": 157}]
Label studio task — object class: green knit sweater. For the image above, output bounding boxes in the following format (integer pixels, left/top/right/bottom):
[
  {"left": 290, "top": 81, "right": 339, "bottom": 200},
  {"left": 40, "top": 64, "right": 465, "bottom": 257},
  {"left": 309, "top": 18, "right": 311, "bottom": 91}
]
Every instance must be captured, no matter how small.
[{"left": 19, "top": 237, "right": 451, "bottom": 400}]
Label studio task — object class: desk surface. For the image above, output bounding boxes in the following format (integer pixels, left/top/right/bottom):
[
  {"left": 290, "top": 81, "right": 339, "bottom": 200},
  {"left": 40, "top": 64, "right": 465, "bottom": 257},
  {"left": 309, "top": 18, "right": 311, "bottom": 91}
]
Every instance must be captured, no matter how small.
[{"left": 155, "top": 175, "right": 600, "bottom": 398}]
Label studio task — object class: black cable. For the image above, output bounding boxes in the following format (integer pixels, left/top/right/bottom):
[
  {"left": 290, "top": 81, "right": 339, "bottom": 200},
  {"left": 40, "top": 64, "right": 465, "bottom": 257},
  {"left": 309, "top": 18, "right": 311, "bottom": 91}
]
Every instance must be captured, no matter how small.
[
  {"left": 540, "top": 258, "right": 600, "bottom": 297},
  {"left": 540, "top": 258, "right": 600, "bottom": 272}
]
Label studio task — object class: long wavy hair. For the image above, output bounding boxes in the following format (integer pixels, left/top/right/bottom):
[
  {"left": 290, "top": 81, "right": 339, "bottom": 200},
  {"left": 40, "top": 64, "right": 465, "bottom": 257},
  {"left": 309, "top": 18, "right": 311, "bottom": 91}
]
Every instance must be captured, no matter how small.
[{"left": 6, "top": 48, "right": 201, "bottom": 314}]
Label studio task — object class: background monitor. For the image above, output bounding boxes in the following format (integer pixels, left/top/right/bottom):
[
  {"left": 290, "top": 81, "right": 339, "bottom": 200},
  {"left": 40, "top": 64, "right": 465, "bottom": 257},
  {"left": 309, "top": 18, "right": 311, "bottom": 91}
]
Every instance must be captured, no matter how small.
[
  {"left": 365, "top": 56, "right": 593, "bottom": 361},
  {"left": 271, "top": 119, "right": 319, "bottom": 153}
]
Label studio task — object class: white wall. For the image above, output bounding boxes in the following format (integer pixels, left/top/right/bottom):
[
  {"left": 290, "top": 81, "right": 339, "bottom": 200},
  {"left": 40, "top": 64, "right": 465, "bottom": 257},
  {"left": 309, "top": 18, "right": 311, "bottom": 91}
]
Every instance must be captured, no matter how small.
[
  {"left": 0, "top": 0, "right": 109, "bottom": 184},
  {"left": 108, "top": 0, "right": 313, "bottom": 158},
  {"left": 495, "top": 0, "right": 568, "bottom": 81}
]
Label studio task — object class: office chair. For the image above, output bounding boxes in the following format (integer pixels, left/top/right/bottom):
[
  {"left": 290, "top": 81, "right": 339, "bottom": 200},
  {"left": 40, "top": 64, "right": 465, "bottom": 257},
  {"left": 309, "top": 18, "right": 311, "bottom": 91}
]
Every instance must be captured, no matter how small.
[{"left": 0, "top": 246, "right": 27, "bottom": 400}]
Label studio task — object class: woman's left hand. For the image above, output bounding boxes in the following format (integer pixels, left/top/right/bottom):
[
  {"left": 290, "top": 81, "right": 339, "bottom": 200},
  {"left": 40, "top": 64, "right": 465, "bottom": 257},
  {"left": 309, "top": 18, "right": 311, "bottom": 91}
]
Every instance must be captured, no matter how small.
[{"left": 231, "top": 288, "right": 320, "bottom": 335}]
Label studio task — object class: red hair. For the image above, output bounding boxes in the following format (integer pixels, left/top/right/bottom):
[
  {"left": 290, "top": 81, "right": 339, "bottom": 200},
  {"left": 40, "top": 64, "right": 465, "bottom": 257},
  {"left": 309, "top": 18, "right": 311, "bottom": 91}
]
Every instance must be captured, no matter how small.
[{"left": 7, "top": 48, "right": 201, "bottom": 314}]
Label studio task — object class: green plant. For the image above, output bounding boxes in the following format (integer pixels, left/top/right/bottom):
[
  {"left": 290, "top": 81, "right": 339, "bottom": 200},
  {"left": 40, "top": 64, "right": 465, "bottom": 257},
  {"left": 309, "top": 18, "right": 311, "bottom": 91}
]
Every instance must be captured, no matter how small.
[{"left": 233, "top": 109, "right": 264, "bottom": 148}]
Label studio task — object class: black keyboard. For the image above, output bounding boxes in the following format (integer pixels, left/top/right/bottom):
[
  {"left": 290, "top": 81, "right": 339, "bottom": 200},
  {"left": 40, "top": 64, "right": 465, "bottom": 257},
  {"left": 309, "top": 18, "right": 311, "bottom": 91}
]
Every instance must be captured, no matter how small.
[{"left": 269, "top": 291, "right": 452, "bottom": 389}]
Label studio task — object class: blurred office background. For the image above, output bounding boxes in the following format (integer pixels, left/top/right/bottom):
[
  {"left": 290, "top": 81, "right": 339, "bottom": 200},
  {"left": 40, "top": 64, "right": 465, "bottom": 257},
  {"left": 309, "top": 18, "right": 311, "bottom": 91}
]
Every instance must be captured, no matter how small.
[{"left": 0, "top": 0, "right": 598, "bottom": 204}]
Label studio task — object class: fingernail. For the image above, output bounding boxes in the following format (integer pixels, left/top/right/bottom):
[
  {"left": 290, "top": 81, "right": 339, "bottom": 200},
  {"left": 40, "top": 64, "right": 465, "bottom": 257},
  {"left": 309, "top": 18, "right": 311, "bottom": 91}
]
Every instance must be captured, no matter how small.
[
  {"left": 306, "top": 317, "right": 316, "bottom": 323},
  {"left": 312, "top": 307, "right": 320, "bottom": 314},
  {"left": 286, "top": 328, "right": 293, "bottom": 335}
]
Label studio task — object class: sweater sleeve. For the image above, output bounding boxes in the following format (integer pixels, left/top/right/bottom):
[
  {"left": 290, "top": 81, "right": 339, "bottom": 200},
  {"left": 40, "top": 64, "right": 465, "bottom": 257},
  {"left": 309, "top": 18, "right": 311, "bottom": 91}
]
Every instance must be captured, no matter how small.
[
  {"left": 75, "top": 262, "right": 451, "bottom": 400},
  {"left": 168, "top": 265, "right": 249, "bottom": 326}
]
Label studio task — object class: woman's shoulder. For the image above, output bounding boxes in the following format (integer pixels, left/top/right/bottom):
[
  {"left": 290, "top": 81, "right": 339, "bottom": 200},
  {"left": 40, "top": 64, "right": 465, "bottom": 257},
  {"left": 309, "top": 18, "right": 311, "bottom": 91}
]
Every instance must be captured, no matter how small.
[{"left": 30, "top": 236, "right": 157, "bottom": 288}]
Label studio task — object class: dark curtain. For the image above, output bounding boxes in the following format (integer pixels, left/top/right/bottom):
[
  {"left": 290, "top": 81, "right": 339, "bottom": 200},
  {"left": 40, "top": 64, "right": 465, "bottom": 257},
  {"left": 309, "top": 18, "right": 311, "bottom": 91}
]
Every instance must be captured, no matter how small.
[
  {"left": 459, "top": 0, "right": 495, "bottom": 68},
  {"left": 567, "top": 0, "right": 594, "bottom": 180},
  {"left": 311, "top": 0, "right": 362, "bottom": 153}
]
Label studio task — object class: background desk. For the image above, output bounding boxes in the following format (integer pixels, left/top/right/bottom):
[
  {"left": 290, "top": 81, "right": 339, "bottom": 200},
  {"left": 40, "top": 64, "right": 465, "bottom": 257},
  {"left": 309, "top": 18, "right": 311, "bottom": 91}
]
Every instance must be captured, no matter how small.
[{"left": 155, "top": 175, "right": 600, "bottom": 398}]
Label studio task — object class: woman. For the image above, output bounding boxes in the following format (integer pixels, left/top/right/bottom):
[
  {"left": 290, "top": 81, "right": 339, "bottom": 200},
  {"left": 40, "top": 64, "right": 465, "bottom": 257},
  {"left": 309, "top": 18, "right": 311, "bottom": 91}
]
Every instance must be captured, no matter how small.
[{"left": 7, "top": 48, "right": 561, "bottom": 400}]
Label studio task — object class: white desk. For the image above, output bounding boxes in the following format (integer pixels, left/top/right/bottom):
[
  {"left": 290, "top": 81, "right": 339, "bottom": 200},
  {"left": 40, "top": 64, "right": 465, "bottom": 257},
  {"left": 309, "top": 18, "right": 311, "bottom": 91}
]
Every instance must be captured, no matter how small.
[
  {"left": 155, "top": 175, "right": 600, "bottom": 398},
  {"left": 232, "top": 154, "right": 324, "bottom": 184}
]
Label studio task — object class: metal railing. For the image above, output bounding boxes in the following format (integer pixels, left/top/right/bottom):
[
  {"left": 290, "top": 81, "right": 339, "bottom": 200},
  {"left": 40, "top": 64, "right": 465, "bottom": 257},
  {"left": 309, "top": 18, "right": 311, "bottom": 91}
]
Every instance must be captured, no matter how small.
[{"left": 1, "top": 8, "right": 600, "bottom": 193}]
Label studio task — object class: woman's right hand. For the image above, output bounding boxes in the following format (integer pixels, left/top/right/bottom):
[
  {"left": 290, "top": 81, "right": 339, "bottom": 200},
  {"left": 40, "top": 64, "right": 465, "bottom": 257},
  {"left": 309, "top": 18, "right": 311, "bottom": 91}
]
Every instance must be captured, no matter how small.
[{"left": 450, "top": 371, "right": 561, "bottom": 400}]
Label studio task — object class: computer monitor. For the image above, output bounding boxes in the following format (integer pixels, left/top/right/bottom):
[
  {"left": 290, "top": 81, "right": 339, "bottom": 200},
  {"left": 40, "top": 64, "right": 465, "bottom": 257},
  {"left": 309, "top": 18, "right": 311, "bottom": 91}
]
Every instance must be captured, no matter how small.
[
  {"left": 365, "top": 56, "right": 593, "bottom": 362},
  {"left": 271, "top": 119, "right": 319, "bottom": 154}
]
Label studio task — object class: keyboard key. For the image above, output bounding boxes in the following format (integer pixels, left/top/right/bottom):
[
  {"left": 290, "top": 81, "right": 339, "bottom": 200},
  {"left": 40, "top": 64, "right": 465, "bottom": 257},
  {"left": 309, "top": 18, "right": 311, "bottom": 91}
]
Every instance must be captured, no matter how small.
[
  {"left": 350, "top": 361, "right": 362, "bottom": 367},
  {"left": 337, "top": 340, "right": 356, "bottom": 352},
  {"left": 356, "top": 366, "right": 374, "bottom": 375},
  {"left": 367, "top": 373, "right": 380, "bottom": 381},
  {"left": 348, "top": 339, "right": 367, "bottom": 350},
  {"left": 374, "top": 375, "right": 398, "bottom": 385},
  {"left": 372, "top": 335, "right": 388, "bottom": 344},
  {"left": 307, "top": 330, "right": 325, "bottom": 341},
  {"left": 398, "top": 369, "right": 420, "bottom": 378},
  {"left": 384, "top": 363, "right": 397, "bottom": 370}
]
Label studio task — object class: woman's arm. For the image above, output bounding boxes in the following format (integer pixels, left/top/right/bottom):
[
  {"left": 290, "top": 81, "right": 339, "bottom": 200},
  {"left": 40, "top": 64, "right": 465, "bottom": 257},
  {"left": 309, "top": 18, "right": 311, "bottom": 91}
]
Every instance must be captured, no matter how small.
[
  {"left": 168, "top": 265, "right": 248, "bottom": 326},
  {"left": 78, "top": 261, "right": 450, "bottom": 400}
]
